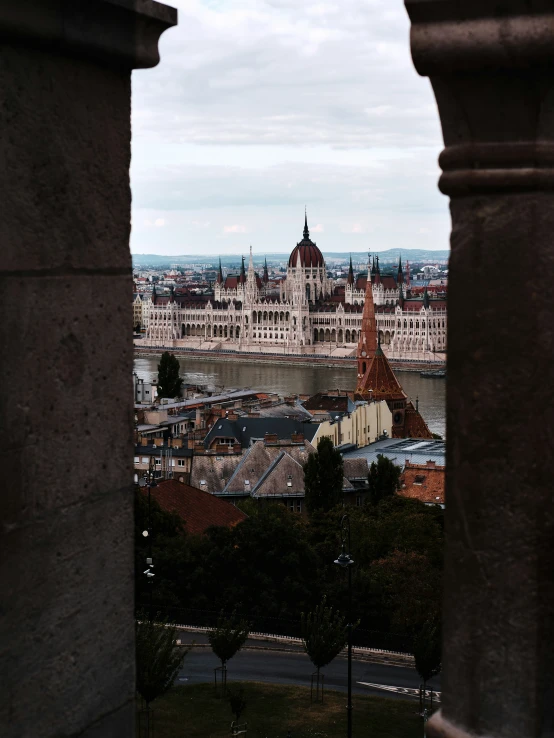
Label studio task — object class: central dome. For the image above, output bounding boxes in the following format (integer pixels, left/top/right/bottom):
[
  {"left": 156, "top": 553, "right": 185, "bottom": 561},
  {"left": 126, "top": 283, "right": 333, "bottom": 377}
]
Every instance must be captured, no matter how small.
[{"left": 288, "top": 214, "right": 325, "bottom": 268}]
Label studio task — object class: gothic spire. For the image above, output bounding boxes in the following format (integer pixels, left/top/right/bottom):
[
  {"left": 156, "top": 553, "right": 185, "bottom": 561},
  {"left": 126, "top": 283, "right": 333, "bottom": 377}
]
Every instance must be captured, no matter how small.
[
  {"left": 217, "top": 257, "right": 223, "bottom": 284},
  {"left": 263, "top": 257, "right": 269, "bottom": 283},
  {"left": 303, "top": 208, "right": 310, "bottom": 240},
  {"left": 240, "top": 255, "right": 246, "bottom": 283},
  {"left": 347, "top": 254, "right": 354, "bottom": 286}
]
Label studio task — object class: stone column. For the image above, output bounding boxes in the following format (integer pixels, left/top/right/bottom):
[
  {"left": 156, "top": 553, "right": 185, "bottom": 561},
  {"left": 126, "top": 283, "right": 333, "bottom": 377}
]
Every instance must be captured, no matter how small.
[
  {"left": 0, "top": 2, "right": 176, "bottom": 736},
  {"left": 404, "top": 3, "right": 554, "bottom": 738}
]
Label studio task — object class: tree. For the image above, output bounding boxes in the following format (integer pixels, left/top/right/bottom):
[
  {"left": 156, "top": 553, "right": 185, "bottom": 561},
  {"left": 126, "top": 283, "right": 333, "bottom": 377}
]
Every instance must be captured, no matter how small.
[
  {"left": 227, "top": 686, "right": 247, "bottom": 723},
  {"left": 301, "top": 596, "right": 348, "bottom": 698},
  {"left": 208, "top": 610, "right": 250, "bottom": 678},
  {"left": 367, "top": 454, "right": 402, "bottom": 506},
  {"left": 413, "top": 618, "right": 442, "bottom": 710},
  {"left": 135, "top": 615, "right": 188, "bottom": 734},
  {"left": 156, "top": 351, "right": 183, "bottom": 399},
  {"left": 304, "top": 437, "right": 344, "bottom": 514}
]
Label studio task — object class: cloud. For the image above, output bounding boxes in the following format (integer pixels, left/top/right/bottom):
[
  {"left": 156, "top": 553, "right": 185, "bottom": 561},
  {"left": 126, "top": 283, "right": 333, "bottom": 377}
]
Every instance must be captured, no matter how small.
[
  {"left": 133, "top": 0, "right": 441, "bottom": 150},
  {"left": 130, "top": 0, "right": 449, "bottom": 254}
]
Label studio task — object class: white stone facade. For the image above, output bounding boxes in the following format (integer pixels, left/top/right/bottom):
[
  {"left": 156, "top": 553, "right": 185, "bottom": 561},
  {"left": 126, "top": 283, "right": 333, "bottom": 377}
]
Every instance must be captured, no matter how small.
[{"left": 140, "top": 224, "right": 447, "bottom": 360}]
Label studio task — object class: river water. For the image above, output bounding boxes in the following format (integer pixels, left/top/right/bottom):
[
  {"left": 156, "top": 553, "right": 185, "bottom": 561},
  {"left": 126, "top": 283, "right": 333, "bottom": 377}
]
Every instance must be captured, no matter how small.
[{"left": 134, "top": 356, "right": 446, "bottom": 438}]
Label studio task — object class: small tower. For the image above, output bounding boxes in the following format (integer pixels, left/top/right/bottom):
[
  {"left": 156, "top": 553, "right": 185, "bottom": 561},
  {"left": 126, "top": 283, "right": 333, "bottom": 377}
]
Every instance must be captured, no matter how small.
[
  {"left": 397, "top": 254, "right": 404, "bottom": 285},
  {"left": 423, "top": 287, "right": 430, "bottom": 309},
  {"left": 356, "top": 269, "right": 377, "bottom": 386},
  {"left": 263, "top": 257, "right": 269, "bottom": 284},
  {"left": 216, "top": 257, "right": 223, "bottom": 284},
  {"left": 347, "top": 255, "right": 354, "bottom": 286}
]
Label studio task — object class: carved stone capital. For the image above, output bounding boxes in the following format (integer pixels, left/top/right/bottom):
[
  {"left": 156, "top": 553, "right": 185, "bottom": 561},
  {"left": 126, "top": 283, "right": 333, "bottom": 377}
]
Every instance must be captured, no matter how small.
[
  {"left": 0, "top": 0, "right": 177, "bottom": 69},
  {"left": 405, "top": 1, "right": 554, "bottom": 195}
]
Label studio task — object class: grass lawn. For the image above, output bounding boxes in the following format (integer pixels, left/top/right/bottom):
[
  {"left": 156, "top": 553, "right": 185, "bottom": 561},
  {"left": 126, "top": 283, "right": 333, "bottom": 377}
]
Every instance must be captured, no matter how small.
[{"left": 137, "top": 682, "right": 431, "bottom": 738}]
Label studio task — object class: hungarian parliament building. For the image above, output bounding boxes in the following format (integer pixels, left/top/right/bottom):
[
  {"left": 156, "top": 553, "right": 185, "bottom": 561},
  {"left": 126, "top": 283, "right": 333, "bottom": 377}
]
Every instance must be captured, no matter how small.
[{"left": 134, "top": 216, "right": 447, "bottom": 361}]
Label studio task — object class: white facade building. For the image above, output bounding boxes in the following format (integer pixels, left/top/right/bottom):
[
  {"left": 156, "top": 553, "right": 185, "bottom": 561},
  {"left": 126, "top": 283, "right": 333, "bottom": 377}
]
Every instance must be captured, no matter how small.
[{"left": 140, "top": 217, "right": 447, "bottom": 360}]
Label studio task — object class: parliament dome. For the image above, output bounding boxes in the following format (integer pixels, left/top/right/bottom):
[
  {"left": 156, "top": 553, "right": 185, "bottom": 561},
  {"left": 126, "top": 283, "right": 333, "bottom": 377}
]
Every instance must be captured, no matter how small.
[{"left": 288, "top": 214, "right": 325, "bottom": 268}]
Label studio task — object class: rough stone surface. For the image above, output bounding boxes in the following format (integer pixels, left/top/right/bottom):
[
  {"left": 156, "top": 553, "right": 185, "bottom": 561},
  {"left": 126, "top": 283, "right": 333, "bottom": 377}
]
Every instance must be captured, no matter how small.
[
  {"left": 0, "top": 2, "right": 177, "bottom": 737},
  {"left": 405, "top": 3, "right": 554, "bottom": 738}
]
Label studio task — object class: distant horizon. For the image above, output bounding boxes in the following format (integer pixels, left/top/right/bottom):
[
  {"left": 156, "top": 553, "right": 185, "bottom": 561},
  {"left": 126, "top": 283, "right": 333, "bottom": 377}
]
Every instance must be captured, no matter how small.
[{"left": 132, "top": 246, "right": 450, "bottom": 258}]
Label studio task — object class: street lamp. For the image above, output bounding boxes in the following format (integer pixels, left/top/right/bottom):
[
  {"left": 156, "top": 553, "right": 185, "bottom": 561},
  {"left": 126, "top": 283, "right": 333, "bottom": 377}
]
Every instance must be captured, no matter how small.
[
  {"left": 139, "top": 462, "right": 158, "bottom": 621},
  {"left": 334, "top": 514, "right": 354, "bottom": 738}
]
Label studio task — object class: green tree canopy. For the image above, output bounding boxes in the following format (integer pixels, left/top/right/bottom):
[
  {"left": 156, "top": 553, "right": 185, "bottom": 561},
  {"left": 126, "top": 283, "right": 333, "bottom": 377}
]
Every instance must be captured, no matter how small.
[
  {"left": 413, "top": 617, "right": 441, "bottom": 710},
  {"left": 157, "top": 351, "right": 183, "bottom": 399},
  {"left": 135, "top": 616, "right": 187, "bottom": 708},
  {"left": 301, "top": 596, "right": 348, "bottom": 679},
  {"left": 208, "top": 610, "right": 250, "bottom": 670},
  {"left": 304, "top": 437, "right": 344, "bottom": 514},
  {"left": 367, "top": 454, "right": 402, "bottom": 506}
]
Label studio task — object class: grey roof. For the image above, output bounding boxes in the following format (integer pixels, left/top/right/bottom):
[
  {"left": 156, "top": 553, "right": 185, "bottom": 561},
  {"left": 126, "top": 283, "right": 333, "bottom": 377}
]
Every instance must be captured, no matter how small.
[
  {"left": 190, "top": 454, "right": 243, "bottom": 494},
  {"left": 219, "top": 439, "right": 315, "bottom": 496},
  {"left": 135, "top": 389, "right": 259, "bottom": 412},
  {"left": 341, "top": 437, "right": 446, "bottom": 468},
  {"left": 204, "top": 417, "right": 317, "bottom": 449},
  {"left": 254, "top": 402, "right": 313, "bottom": 421}
]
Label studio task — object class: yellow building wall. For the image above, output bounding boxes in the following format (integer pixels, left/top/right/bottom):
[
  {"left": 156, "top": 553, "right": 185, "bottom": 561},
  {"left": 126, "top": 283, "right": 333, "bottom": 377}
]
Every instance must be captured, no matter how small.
[{"left": 312, "top": 400, "right": 392, "bottom": 448}]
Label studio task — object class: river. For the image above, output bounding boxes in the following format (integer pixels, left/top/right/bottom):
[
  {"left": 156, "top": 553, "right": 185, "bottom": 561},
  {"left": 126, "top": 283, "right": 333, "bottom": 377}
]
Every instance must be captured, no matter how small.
[{"left": 134, "top": 356, "right": 446, "bottom": 438}]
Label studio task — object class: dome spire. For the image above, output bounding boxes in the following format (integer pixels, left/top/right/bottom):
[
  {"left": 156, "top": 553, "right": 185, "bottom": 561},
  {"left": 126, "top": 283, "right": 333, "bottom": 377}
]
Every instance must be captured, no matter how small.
[{"left": 303, "top": 207, "right": 310, "bottom": 240}]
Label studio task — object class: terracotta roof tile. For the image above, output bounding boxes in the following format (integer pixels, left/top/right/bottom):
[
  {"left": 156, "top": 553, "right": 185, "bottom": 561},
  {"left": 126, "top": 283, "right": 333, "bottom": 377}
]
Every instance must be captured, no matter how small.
[
  {"left": 399, "top": 461, "right": 445, "bottom": 504},
  {"left": 141, "top": 479, "right": 247, "bottom": 535}
]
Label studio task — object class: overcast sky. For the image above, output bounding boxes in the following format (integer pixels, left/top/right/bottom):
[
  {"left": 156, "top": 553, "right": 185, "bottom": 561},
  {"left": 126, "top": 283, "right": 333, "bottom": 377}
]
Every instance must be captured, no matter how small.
[{"left": 130, "top": 0, "right": 449, "bottom": 256}]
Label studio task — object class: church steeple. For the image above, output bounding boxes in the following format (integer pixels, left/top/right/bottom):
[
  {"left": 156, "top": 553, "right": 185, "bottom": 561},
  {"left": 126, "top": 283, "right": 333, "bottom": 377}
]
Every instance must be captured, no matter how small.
[
  {"left": 263, "top": 257, "right": 269, "bottom": 283},
  {"left": 216, "top": 257, "right": 223, "bottom": 284},
  {"left": 356, "top": 268, "right": 377, "bottom": 386},
  {"left": 239, "top": 255, "right": 246, "bottom": 284},
  {"left": 303, "top": 208, "right": 310, "bottom": 240}
]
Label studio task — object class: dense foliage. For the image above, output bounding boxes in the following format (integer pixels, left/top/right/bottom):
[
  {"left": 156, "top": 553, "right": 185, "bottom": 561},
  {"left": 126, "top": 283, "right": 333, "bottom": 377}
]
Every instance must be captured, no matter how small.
[
  {"left": 157, "top": 351, "right": 183, "bottom": 399},
  {"left": 134, "top": 489, "right": 443, "bottom": 651},
  {"left": 367, "top": 454, "right": 402, "bottom": 506},
  {"left": 304, "top": 437, "right": 344, "bottom": 514},
  {"left": 301, "top": 596, "right": 348, "bottom": 677},
  {"left": 208, "top": 610, "right": 250, "bottom": 669},
  {"left": 136, "top": 616, "right": 187, "bottom": 707}
]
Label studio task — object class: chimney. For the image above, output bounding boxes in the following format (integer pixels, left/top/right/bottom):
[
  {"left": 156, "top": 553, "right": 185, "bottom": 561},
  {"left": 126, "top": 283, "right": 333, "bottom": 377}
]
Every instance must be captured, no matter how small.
[
  {"left": 264, "top": 433, "right": 279, "bottom": 445},
  {"left": 154, "top": 438, "right": 164, "bottom": 447},
  {"left": 172, "top": 438, "right": 183, "bottom": 449},
  {"left": 141, "top": 437, "right": 148, "bottom": 446},
  {"left": 291, "top": 433, "right": 304, "bottom": 444}
]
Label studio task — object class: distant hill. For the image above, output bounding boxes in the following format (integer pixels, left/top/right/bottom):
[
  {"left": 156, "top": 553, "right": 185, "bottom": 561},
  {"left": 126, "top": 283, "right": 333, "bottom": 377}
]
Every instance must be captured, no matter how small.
[{"left": 132, "top": 248, "right": 449, "bottom": 269}]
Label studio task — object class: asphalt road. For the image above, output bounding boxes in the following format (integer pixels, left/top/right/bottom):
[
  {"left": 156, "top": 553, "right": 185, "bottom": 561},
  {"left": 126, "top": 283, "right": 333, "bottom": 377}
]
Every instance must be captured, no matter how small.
[{"left": 176, "top": 638, "right": 441, "bottom": 700}]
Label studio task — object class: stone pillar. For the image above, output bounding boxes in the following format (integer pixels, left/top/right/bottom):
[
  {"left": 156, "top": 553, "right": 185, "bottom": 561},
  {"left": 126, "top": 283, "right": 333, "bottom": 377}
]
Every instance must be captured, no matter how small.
[
  {"left": 404, "top": 3, "right": 554, "bottom": 738},
  {"left": 0, "top": 2, "right": 176, "bottom": 737}
]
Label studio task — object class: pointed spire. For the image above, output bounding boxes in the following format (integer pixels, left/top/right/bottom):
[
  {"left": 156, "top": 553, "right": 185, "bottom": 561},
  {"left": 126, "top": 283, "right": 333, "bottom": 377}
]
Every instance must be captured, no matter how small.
[
  {"left": 240, "top": 255, "right": 246, "bottom": 283},
  {"left": 423, "top": 287, "right": 430, "bottom": 308},
  {"left": 217, "top": 257, "right": 223, "bottom": 284},
  {"left": 376, "top": 255, "right": 380, "bottom": 273},
  {"left": 347, "top": 254, "right": 354, "bottom": 286},
  {"left": 397, "top": 253, "right": 404, "bottom": 285},
  {"left": 248, "top": 244, "right": 254, "bottom": 273},
  {"left": 263, "top": 257, "right": 269, "bottom": 283},
  {"left": 303, "top": 208, "right": 310, "bottom": 240}
]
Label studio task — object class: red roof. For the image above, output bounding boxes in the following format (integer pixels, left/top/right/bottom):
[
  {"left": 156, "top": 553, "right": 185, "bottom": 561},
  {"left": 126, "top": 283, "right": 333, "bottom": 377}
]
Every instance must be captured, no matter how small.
[
  {"left": 288, "top": 240, "right": 324, "bottom": 268},
  {"left": 142, "top": 479, "right": 247, "bottom": 536},
  {"left": 399, "top": 460, "right": 444, "bottom": 504}
]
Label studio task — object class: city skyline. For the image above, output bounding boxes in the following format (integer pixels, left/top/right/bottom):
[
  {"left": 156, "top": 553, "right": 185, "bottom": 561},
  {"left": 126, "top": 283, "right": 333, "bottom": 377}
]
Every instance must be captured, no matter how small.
[{"left": 130, "top": 0, "right": 449, "bottom": 256}]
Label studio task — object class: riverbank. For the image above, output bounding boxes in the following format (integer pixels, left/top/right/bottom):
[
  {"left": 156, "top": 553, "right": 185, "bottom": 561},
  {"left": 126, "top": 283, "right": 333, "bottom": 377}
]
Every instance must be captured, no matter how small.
[{"left": 133, "top": 345, "right": 446, "bottom": 372}]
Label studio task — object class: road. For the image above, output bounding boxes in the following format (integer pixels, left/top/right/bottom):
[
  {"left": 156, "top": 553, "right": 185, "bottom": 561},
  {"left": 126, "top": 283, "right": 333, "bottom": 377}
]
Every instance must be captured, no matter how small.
[{"left": 176, "top": 639, "right": 441, "bottom": 700}]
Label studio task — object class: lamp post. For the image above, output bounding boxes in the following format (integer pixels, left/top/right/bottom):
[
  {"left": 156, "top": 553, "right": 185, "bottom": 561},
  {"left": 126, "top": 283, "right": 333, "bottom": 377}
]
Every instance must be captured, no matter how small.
[
  {"left": 139, "top": 460, "right": 158, "bottom": 621},
  {"left": 334, "top": 514, "right": 354, "bottom": 738}
]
